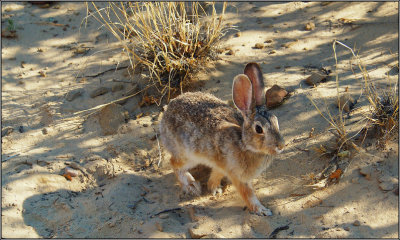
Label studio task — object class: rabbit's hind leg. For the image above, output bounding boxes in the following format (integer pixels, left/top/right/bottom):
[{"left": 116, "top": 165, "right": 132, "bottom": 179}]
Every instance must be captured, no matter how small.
[
  {"left": 170, "top": 156, "right": 201, "bottom": 196},
  {"left": 207, "top": 169, "right": 224, "bottom": 196}
]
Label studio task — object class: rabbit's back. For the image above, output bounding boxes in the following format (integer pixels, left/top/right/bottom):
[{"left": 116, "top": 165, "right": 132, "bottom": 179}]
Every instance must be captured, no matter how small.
[{"left": 160, "top": 92, "right": 243, "bottom": 161}]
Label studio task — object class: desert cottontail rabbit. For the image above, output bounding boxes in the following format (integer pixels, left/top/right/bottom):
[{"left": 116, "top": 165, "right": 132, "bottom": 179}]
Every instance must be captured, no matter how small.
[{"left": 159, "top": 62, "right": 285, "bottom": 216}]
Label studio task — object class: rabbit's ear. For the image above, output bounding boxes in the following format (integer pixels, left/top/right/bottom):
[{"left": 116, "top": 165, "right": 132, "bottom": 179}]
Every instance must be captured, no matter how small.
[
  {"left": 233, "top": 74, "right": 253, "bottom": 116},
  {"left": 244, "top": 62, "right": 265, "bottom": 106}
]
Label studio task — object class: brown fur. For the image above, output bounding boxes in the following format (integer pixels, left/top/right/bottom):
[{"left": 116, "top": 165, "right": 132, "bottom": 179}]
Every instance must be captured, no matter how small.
[{"left": 159, "top": 63, "right": 285, "bottom": 216}]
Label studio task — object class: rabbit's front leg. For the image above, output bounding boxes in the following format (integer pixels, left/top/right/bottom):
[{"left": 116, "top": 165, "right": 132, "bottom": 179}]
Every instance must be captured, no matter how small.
[{"left": 230, "top": 174, "right": 272, "bottom": 216}]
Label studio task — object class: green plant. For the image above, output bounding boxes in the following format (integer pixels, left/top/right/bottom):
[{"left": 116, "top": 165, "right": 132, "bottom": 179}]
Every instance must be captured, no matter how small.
[{"left": 7, "top": 19, "right": 15, "bottom": 31}]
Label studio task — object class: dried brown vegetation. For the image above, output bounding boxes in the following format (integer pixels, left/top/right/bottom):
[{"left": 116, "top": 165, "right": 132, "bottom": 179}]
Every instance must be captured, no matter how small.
[{"left": 87, "top": 2, "right": 227, "bottom": 104}]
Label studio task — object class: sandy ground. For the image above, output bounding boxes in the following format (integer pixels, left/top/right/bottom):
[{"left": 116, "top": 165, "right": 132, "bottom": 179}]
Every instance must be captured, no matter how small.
[{"left": 1, "top": 1, "right": 399, "bottom": 238}]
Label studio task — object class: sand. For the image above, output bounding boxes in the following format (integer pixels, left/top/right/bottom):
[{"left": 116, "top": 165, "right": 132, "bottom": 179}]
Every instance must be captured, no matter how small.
[{"left": 1, "top": 1, "right": 398, "bottom": 238}]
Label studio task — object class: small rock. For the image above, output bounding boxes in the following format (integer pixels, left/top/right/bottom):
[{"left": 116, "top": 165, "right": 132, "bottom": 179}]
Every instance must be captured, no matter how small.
[
  {"left": 112, "top": 83, "right": 124, "bottom": 92},
  {"left": 352, "top": 220, "right": 360, "bottom": 226},
  {"left": 39, "top": 70, "right": 46, "bottom": 77},
  {"left": 158, "top": 213, "right": 169, "bottom": 219},
  {"left": 379, "top": 181, "right": 396, "bottom": 191},
  {"left": 98, "top": 103, "right": 125, "bottom": 135},
  {"left": 2, "top": 127, "right": 14, "bottom": 137},
  {"left": 268, "top": 50, "right": 276, "bottom": 54},
  {"left": 1, "top": 29, "right": 18, "bottom": 39},
  {"left": 201, "top": 233, "right": 225, "bottom": 238},
  {"left": 226, "top": 49, "right": 235, "bottom": 55},
  {"left": 18, "top": 126, "right": 24, "bottom": 133},
  {"left": 393, "top": 186, "right": 399, "bottom": 195},
  {"left": 377, "top": 175, "right": 398, "bottom": 184},
  {"left": 344, "top": 226, "right": 350, "bottom": 231},
  {"left": 42, "top": 128, "right": 48, "bottom": 135},
  {"left": 244, "top": 214, "right": 272, "bottom": 236},
  {"left": 155, "top": 221, "right": 163, "bottom": 232},
  {"left": 65, "top": 88, "right": 84, "bottom": 101},
  {"left": 264, "top": 39, "right": 273, "bottom": 43},
  {"left": 189, "top": 227, "right": 207, "bottom": 239},
  {"left": 65, "top": 167, "right": 79, "bottom": 177},
  {"left": 234, "top": 32, "right": 241, "bottom": 37},
  {"left": 90, "top": 87, "right": 109, "bottom": 98},
  {"left": 351, "top": 178, "right": 359, "bottom": 184},
  {"left": 274, "top": 30, "right": 280, "bottom": 33},
  {"left": 254, "top": 43, "right": 264, "bottom": 49},
  {"left": 359, "top": 166, "right": 373, "bottom": 180},
  {"left": 282, "top": 40, "right": 298, "bottom": 48},
  {"left": 265, "top": 85, "right": 288, "bottom": 108},
  {"left": 216, "top": 48, "right": 224, "bottom": 54},
  {"left": 305, "top": 72, "right": 327, "bottom": 86},
  {"left": 305, "top": 22, "right": 315, "bottom": 31},
  {"left": 337, "top": 94, "right": 355, "bottom": 113}
]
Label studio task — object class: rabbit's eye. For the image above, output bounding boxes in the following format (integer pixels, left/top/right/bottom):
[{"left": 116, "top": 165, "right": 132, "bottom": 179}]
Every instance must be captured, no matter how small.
[{"left": 255, "top": 125, "right": 263, "bottom": 134}]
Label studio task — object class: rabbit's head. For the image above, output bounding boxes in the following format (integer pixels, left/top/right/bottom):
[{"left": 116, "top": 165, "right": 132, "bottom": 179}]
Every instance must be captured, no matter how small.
[{"left": 232, "top": 63, "right": 285, "bottom": 155}]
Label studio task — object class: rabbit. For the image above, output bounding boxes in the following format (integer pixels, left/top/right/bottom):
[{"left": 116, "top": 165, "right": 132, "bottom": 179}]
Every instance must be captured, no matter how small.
[{"left": 159, "top": 62, "right": 285, "bottom": 216}]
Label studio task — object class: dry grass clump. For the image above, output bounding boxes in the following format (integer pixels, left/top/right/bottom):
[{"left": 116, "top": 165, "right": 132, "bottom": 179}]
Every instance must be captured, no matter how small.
[
  {"left": 306, "top": 40, "right": 398, "bottom": 188},
  {"left": 87, "top": 2, "right": 227, "bottom": 104},
  {"left": 361, "top": 70, "right": 399, "bottom": 148}
]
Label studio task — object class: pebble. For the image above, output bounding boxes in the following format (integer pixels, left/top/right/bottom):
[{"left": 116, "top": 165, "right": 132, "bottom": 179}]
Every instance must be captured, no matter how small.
[
  {"left": 264, "top": 39, "right": 273, "bottom": 43},
  {"left": 1, "top": 126, "right": 14, "bottom": 137},
  {"left": 359, "top": 166, "right": 373, "bottom": 180},
  {"left": 158, "top": 213, "right": 169, "bottom": 219},
  {"left": 352, "top": 220, "right": 360, "bottom": 226},
  {"left": 202, "top": 233, "right": 226, "bottom": 238},
  {"left": 98, "top": 103, "right": 126, "bottom": 135},
  {"left": 269, "top": 50, "right": 276, "bottom": 54},
  {"left": 188, "top": 226, "right": 207, "bottom": 239},
  {"left": 254, "top": 43, "right": 264, "bottom": 49},
  {"left": 234, "top": 32, "right": 241, "bottom": 37},
  {"left": 379, "top": 181, "right": 395, "bottom": 191},
  {"left": 90, "top": 87, "right": 109, "bottom": 98},
  {"left": 65, "top": 88, "right": 84, "bottom": 101},
  {"left": 281, "top": 40, "right": 298, "bottom": 48},
  {"left": 226, "top": 49, "right": 235, "bottom": 55},
  {"left": 305, "top": 22, "right": 315, "bottom": 31},
  {"left": 337, "top": 94, "right": 355, "bottom": 113},
  {"left": 344, "top": 226, "right": 350, "bottom": 231},
  {"left": 42, "top": 128, "right": 48, "bottom": 135},
  {"left": 65, "top": 167, "right": 79, "bottom": 177},
  {"left": 265, "top": 85, "right": 288, "bottom": 108},
  {"left": 305, "top": 72, "right": 327, "bottom": 86}
]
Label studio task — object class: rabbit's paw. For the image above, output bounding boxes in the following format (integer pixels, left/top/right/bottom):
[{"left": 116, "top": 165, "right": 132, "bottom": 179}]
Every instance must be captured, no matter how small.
[
  {"left": 182, "top": 180, "right": 201, "bottom": 196},
  {"left": 210, "top": 186, "right": 223, "bottom": 196},
  {"left": 252, "top": 203, "right": 273, "bottom": 216},
  {"left": 177, "top": 171, "right": 202, "bottom": 196}
]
